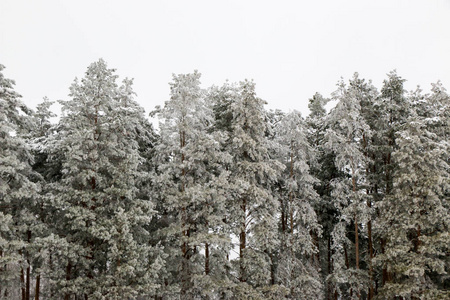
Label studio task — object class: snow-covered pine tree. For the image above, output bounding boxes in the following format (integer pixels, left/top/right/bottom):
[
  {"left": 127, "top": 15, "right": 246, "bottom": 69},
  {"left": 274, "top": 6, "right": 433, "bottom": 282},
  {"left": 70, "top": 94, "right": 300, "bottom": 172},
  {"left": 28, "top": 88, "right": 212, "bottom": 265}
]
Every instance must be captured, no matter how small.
[
  {"left": 353, "top": 77, "right": 381, "bottom": 300},
  {"left": 153, "top": 71, "right": 232, "bottom": 299},
  {"left": 224, "top": 80, "right": 283, "bottom": 297},
  {"left": 306, "top": 92, "right": 342, "bottom": 300},
  {"left": 23, "top": 97, "right": 58, "bottom": 300},
  {"left": 0, "top": 64, "right": 39, "bottom": 299},
  {"left": 370, "top": 71, "right": 410, "bottom": 294},
  {"left": 274, "top": 110, "right": 323, "bottom": 299},
  {"left": 376, "top": 71, "right": 410, "bottom": 199},
  {"left": 47, "top": 59, "right": 162, "bottom": 299},
  {"left": 325, "top": 73, "right": 377, "bottom": 299},
  {"left": 416, "top": 81, "right": 449, "bottom": 142},
  {"left": 306, "top": 93, "right": 343, "bottom": 299},
  {"left": 375, "top": 85, "right": 450, "bottom": 299},
  {"left": 30, "top": 98, "right": 75, "bottom": 299}
]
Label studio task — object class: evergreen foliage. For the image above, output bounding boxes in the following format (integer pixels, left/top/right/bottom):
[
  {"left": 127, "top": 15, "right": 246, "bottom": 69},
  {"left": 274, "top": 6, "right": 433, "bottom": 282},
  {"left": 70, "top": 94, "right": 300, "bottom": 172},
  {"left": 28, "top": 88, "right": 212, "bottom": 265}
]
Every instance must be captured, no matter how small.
[
  {"left": 153, "top": 71, "right": 232, "bottom": 299},
  {"left": 1, "top": 61, "right": 448, "bottom": 300},
  {"left": 376, "top": 88, "right": 450, "bottom": 299},
  {"left": 274, "top": 111, "right": 323, "bottom": 299},
  {"left": 45, "top": 60, "right": 162, "bottom": 299},
  {"left": 0, "top": 65, "right": 39, "bottom": 299}
]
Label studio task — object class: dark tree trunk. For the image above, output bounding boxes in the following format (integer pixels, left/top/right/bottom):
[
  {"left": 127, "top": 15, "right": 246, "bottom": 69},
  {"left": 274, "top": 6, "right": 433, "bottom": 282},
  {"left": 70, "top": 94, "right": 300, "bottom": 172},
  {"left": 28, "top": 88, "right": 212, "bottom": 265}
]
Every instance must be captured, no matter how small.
[
  {"left": 26, "top": 230, "right": 31, "bottom": 300},
  {"left": 354, "top": 215, "right": 359, "bottom": 270},
  {"left": 64, "top": 262, "right": 72, "bottom": 300},
  {"left": 328, "top": 236, "right": 332, "bottom": 300},
  {"left": 270, "top": 252, "right": 275, "bottom": 285},
  {"left": 35, "top": 274, "right": 40, "bottom": 300},
  {"left": 20, "top": 261, "right": 26, "bottom": 300},
  {"left": 205, "top": 242, "right": 210, "bottom": 275},
  {"left": 49, "top": 254, "right": 54, "bottom": 298},
  {"left": 239, "top": 198, "right": 247, "bottom": 282},
  {"left": 367, "top": 216, "right": 374, "bottom": 299}
]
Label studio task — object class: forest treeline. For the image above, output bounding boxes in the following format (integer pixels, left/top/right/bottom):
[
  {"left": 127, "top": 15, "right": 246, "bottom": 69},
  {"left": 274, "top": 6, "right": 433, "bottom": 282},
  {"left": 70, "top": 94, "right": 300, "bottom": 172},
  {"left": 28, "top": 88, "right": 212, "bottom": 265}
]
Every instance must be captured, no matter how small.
[{"left": 1, "top": 60, "right": 448, "bottom": 300}]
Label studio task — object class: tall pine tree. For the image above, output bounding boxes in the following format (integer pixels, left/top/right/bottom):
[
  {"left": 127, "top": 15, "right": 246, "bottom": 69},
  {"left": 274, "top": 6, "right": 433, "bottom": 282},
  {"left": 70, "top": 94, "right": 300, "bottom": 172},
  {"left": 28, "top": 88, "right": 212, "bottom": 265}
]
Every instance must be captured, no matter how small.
[
  {"left": 275, "top": 110, "right": 323, "bottom": 299},
  {"left": 325, "top": 74, "right": 377, "bottom": 299},
  {"left": 224, "top": 80, "right": 283, "bottom": 297},
  {"left": 0, "top": 64, "right": 39, "bottom": 300},
  {"left": 47, "top": 59, "right": 162, "bottom": 299},
  {"left": 153, "top": 71, "right": 232, "bottom": 299},
  {"left": 376, "top": 87, "right": 450, "bottom": 299}
]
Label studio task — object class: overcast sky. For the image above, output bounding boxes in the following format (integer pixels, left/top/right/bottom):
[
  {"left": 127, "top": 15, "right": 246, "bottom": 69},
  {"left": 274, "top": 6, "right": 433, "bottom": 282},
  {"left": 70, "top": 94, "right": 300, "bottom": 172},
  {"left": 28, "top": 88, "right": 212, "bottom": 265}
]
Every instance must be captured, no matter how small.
[{"left": 1, "top": 0, "right": 449, "bottom": 117}]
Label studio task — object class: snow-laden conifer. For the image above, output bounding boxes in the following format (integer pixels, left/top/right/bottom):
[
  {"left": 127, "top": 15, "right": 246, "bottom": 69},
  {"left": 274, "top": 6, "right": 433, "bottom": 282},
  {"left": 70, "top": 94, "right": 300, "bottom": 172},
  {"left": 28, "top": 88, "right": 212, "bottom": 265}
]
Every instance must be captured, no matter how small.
[
  {"left": 375, "top": 87, "right": 450, "bottom": 299},
  {"left": 325, "top": 74, "right": 377, "bottom": 299},
  {"left": 218, "top": 80, "right": 283, "bottom": 296},
  {"left": 306, "top": 92, "right": 342, "bottom": 299},
  {"left": 153, "top": 71, "right": 232, "bottom": 299},
  {"left": 0, "top": 64, "right": 39, "bottom": 299},
  {"left": 274, "top": 111, "right": 323, "bottom": 299},
  {"left": 47, "top": 59, "right": 162, "bottom": 299}
]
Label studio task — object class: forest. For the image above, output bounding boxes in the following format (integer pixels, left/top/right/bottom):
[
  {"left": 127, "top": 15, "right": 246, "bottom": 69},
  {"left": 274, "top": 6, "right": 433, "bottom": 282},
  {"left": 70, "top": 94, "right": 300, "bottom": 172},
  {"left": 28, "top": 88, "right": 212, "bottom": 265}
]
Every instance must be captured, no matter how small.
[{"left": 0, "top": 59, "right": 448, "bottom": 300}]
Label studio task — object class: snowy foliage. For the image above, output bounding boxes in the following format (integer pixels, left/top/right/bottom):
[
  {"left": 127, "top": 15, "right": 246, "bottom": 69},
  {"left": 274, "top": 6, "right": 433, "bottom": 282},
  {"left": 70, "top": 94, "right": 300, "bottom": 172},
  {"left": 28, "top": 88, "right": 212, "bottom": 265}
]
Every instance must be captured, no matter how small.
[{"left": 1, "top": 61, "right": 448, "bottom": 300}]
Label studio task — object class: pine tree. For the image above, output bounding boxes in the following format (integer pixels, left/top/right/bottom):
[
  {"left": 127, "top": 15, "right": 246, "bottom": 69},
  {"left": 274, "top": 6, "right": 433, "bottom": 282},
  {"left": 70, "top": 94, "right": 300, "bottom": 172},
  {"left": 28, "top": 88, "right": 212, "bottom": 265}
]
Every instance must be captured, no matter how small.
[
  {"left": 376, "top": 70, "right": 409, "bottom": 198},
  {"left": 325, "top": 74, "right": 377, "bottom": 299},
  {"left": 306, "top": 92, "right": 342, "bottom": 300},
  {"left": 21, "top": 97, "right": 58, "bottom": 300},
  {"left": 28, "top": 98, "right": 74, "bottom": 299},
  {"left": 47, "top": 59, "right": 162, "bottom": 299},
  {"left": 222, "top": 80, "right": 283, "bottom": 296},
  {"left": 153, "top": 71, "right": 232, "bottom": 299},
  {"left": 275, "top": 110, "right": 323, "bottom": 299},
  {"left": 375, "top": 86, "right": 450, "bottom": 299},
  {"left": 369, "top": 71, "right": 410, "bottom": 294},
  {"left": 0, "top": 64, "right": 39, "bottom": 299}
]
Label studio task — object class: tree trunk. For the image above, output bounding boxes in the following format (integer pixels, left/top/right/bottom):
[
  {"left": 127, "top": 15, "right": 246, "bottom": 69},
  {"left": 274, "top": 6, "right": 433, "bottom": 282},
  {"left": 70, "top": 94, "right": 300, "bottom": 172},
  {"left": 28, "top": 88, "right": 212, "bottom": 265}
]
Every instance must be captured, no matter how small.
[
  {"left": 205, "top": 242, "right": 210, "bottom": 275},
  {"left": 20, "top": 257, "right": 26, "bottom": 300},
  {"left": 355, "top": 216, "right": 361, "bottom": 299},
  {"left": 239, "top": 198, "right": 247, "bottom": 282},
  {"left": 281, "top": 202, "right": 286, "bottom": 233},
  {"left": 26, "top": 230, "right": 31, "bottom": 300},
  {"left": 49, "top": 254, "right": 54, "bottom": 298},
  {"left": 35, "top": 274, "right": 40, "bottom": 300},
  {"left": 367, "top": 216, "right": 374, "bottom": 299},
  {"left": 26, "top": 262, "right": 30, "bottom": 300},
  {"left": 64, "top": 262, "right": 72, "bottom": 300},
  {"left": 328, "top": 236, "right": 332, "bottom": 300},
  {"left": 270, "top": 252, "right": 275, "bottom": 285},
  {"left": 354, "top": 215, "right": 359, "bottom": 270},
  {"left": 181, "top": 209, "right": 188, "bottom": 296}
]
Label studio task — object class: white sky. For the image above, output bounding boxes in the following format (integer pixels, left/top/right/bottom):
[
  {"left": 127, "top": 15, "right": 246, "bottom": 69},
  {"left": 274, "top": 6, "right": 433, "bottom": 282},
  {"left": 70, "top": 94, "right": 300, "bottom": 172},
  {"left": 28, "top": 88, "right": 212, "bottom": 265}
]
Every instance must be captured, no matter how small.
[{"left": 1, "top": 0, "right": 449, "bottom": 117}]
